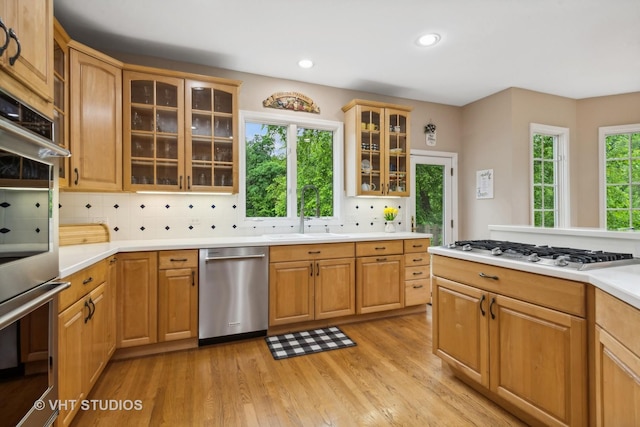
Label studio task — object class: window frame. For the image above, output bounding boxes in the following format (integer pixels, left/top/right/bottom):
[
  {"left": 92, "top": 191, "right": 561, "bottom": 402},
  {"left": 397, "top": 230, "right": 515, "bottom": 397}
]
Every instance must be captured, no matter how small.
[
  {"left": 529, "top": 123, "right": 570, "bottom": 228},
  {"left": 598, "top": 123, "right": 640, "bottom": 229},
  {"left": 239, "top": 110, "right": 344, "bottom": 227}
]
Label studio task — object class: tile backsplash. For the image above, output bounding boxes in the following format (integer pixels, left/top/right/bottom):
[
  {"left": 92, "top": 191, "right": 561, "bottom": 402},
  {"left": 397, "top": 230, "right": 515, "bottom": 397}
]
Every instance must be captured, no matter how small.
[{"left": 59, "top": 192, "right": 408, "bottom": 241}]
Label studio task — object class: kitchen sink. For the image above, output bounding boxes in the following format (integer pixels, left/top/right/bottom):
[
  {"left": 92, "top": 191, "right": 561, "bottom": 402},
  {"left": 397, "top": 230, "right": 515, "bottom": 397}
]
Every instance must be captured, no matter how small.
[
  {"left": 304, "top": 233, "right": 353, "bottom": 239},
  {"left": 262, "top": 233, "right": 353, "bottom": 241}
]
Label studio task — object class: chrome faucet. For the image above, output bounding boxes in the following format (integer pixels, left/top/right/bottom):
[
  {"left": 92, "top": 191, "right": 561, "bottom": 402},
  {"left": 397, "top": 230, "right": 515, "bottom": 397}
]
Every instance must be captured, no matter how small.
[{"left": 299, "top": 184, "right": 320, "bottom": 233}]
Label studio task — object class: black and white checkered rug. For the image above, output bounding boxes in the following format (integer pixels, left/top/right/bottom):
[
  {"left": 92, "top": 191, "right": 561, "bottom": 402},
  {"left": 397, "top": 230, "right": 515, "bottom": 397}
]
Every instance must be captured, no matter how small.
[{"left": 265, "top": 326, "right": 356, "bottom": 360}]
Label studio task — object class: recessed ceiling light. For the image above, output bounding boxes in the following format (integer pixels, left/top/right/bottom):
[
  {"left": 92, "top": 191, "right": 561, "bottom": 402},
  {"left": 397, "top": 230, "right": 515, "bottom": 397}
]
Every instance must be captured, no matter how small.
[
  {"left": 298, "top": 59, "right": 314, "bottom": 69},
  {"left": 417, "top": 33, "right": 441, "bottom": 47}
]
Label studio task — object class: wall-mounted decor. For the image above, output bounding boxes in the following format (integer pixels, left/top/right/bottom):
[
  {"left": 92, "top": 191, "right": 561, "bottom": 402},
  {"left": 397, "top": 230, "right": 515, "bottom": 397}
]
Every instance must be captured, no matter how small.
[
  {"left": 476, "top": 169, "right": 494, "bottom": 199},
  {"left": 263, "top": 92, "right": 320, "bottom": 113},
  {"left": 424, "top": 121, "right": 437, "bottom": 146}
]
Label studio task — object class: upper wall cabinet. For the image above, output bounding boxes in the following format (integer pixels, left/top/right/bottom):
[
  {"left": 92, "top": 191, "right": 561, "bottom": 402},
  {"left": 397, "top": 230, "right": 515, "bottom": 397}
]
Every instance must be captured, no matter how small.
[
  {"left": 68, "top": 43, "right": 123, "bottom": 191},
  {"left": 53, "top": 20, "right": 70, "bottom": 188},
  {"left": 123, "top": 65, "right": 240, "bottom": 193},
  {"left": 0, "top": 0, "right": 54, "bottom": 117},
  {"left": 343, "top": 99, "right": 412, "bottom": 197}
]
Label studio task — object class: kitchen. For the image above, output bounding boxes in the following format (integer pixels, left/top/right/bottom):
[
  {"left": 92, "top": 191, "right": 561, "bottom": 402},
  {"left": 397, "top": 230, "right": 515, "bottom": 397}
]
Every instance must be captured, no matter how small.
[{"left": 0, "top": 0, "right": 639, "bottom": 426}]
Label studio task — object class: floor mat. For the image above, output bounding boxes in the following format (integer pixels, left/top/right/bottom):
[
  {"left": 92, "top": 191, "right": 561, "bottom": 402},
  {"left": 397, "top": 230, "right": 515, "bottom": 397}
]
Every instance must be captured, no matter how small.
[{"left": 265, "top": 326, "right": 357, "bottom": 360}]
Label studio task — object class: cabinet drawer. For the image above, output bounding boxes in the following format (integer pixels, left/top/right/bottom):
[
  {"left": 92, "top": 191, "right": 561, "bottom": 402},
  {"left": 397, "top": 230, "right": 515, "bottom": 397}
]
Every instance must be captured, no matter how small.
[
  {"left": 432, "top": 255, "right": 586, "bottom": 317},
  {"left": 59, "top": 259, "right": 107, "bottom": 312},
  {"left": 404, "top": 253, "right": 429, "bottom": 267},
  {"left": 270, "top": 243, "right": 355, "bottom": 263},
  {"left": 405, "top": 279, "right": 430, "bottom": 306},
  {"left": 405, "top": 265, "right": 429, "bottom": 281},
  {"left": 158, "top": 250, "right": 198, "bottom": 269},
  {"left": 596, "top": 289, "right": 640, "bottom": 356},
  {"left": 355, "top": 240, "right": 403, "bottom": 257},
  {"left": 404, "top": 238, "right": 430, "bottom": 254}
]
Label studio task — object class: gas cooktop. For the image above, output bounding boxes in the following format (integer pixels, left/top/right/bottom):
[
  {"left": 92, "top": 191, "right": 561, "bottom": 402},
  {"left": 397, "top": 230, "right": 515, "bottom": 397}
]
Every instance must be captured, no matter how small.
[{"left": 447, "top": 240, "right": 640, "bottom": 271}]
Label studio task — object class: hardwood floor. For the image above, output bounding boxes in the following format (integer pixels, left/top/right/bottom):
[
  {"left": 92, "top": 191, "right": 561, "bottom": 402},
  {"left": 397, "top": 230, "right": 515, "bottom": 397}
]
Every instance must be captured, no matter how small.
[{"left": 71, "top": 307, "right": 526, "bottom": 426}]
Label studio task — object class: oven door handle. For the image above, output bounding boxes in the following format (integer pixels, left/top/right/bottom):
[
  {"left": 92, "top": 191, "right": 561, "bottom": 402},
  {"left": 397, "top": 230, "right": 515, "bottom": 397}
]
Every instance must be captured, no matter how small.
[{"left": 0, "top": 281, "right": 71, "bottom": 330}]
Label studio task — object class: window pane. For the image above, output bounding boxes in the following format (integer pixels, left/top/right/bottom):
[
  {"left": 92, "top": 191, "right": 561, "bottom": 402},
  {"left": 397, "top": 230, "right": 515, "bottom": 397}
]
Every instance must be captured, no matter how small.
[
  {"left": 632, "top": 133, "right": 640, "bottom": 157},
  {"left": 533, "top": 162, "right": 542, "bottom": 184},
  {"left": 607, "top": 210, "right": 630, "bottom": 230},
  {"left": 632, "top": 185, "right": 640, "bottom": 209},
  {"left": 633, "top": 210, "right": 640, "bottom": 230},
  {"left": 543, "top": 160, "right": 555, "bottom": 185},
  {"left": 297, "top": 128, "right": 334, "bottom": 217},
  {"left": 542, "top": 136, "right": 555, "bottom": 160},
  {"left": 534, "top": 211, "right": 542, "bottom": 227},
  {"left": 606, "top": 160, "right": 629, "bottom": 184},
  {"left": 543, "top": 211, "right": 555, "bottom": 227},
  {"left": 245, "top": 123, "right": 287, "bottom": 217},
  {"left": 533, "top": 186, "right": 542, "bottom": 209},
  {"left": 543, "top": 186, "right": 555, "bottom": 208},
  {"left": 533, "top": 136, "right": 543, "bottom": 158},
  {"left": 607, "top": 185, "right": 630, "bottom": 209},
  {"left": 606, "top": 134, "right": 629, "bottom": 158}
]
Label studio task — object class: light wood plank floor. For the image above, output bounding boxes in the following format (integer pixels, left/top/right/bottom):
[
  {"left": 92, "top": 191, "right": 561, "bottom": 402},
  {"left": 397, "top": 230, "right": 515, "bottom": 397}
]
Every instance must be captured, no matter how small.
[{"left": 71, "top": 307, "right": 526, "bottom": 426}]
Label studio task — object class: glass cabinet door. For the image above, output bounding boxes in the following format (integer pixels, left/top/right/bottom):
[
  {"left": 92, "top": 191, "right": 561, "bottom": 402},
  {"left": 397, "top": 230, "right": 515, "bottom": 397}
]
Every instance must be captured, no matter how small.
[
  {"left": 358, "top": 106, "right": 383, "bottom": 195},
  {"left": 124, "top": 73, "right": 184, "bottom": 190},
  {"left": 385, "top": 109, "right": 410, "bottom": 196},
  {"left": 185, "top": 80, "right": 237, "bottom": 192},
  {"left": 53, "top": 25, "right": 69, "bottom": 187}
]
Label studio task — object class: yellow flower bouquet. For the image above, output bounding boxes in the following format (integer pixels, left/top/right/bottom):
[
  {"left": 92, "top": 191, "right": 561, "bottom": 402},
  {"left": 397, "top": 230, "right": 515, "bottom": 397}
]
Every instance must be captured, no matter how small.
[{"left": 383, "top": 207, "right": 398, "bottom": 221}]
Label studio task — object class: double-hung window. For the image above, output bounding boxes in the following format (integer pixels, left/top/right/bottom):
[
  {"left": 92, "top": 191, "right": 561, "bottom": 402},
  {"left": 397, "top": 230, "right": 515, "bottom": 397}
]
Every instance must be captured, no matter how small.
[
  {"left": 530, "top": 123, "right": 570, "bottom": 227},
  {"left": 240, "top": 111, "right": 343, "bottom": 224},
  {"left": 599, "top": 124, "right": 640, "bottom": 230}
]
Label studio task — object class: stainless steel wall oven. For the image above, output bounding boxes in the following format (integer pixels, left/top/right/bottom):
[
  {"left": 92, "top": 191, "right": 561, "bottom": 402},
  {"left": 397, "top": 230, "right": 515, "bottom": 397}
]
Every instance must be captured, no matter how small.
[{"left": 0, "top": 89, "right": 70, "bottom": 427}]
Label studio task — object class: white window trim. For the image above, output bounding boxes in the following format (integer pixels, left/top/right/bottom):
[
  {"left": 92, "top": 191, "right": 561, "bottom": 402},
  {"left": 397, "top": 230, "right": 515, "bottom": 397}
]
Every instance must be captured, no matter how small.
[
  {"left": 598, "top": 123, "right": 640, "bottom": 229},
  {"left": 529, "top": 123, "right": 570, "bottom": 228},
  {"left": 239, "top": 110, "right": 344, "bottom": 227}
]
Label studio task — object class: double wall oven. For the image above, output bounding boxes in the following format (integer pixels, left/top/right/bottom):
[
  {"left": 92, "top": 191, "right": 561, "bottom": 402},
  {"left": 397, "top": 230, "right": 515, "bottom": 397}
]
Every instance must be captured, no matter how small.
[{"left": 0, "top": 90, "right": 70, "bottom": 427}]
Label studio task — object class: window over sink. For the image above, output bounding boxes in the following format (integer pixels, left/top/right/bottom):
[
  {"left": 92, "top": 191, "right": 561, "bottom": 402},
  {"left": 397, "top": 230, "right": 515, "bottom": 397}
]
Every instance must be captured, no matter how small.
[{"left": 239, "top": 111, "right": 343, "bottom": 225}]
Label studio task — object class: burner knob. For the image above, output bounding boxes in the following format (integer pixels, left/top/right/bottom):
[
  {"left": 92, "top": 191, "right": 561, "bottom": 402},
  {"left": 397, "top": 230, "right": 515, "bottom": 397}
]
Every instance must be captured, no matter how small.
[
  {"left": 447, "top": 243, "right": 456, "bottom": 249},
  {"left": 491, "top": 247, "right": 502, "bottom": 256},
  {"left": 555, "top": 255, "right": 569, "bottom": 267},
  {"left": 462, "top": 244, "right": 472, "bottom": 251},
  {"left": 527, "top": 253, "right": 540, "bottom": 262}
]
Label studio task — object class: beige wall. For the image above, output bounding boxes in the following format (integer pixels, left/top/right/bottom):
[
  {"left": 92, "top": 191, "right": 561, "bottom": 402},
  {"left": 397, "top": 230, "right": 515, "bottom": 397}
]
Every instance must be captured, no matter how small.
[
  {"left": 103, "top": 50, "right": 640, "bottom": 240},
  {"left": 576, "top": 92, "right": 640, "bottom": 227}
]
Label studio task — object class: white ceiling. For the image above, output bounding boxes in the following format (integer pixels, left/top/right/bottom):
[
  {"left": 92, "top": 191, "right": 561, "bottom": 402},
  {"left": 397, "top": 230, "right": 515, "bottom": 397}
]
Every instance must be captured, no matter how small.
[{"left": 54, "top": 0, "right": 640, "bottom": 107}]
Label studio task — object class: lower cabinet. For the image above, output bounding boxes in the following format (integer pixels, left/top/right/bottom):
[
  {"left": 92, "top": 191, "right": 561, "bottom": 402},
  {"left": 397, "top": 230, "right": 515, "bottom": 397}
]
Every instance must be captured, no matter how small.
[
  {"left": 595, "top": 289, "right": 640, "bottom": 426},
  {"left": 403, "top": 238, "right": 431, "bottom": 305},
  {"left": 432, "top": 256, "right": 587, "bottom": 427},
  {"left": 269, "top": 243, "right": 355, "bottom": 326},
  {"left": 117, "top": 250, "right": 197, "bottom": 348},
  {"left": 57, "top": 260, "right": 110, "bottom": 427},
  {"left": 356, "top": 240, "right": 404, "bottom": 314}
]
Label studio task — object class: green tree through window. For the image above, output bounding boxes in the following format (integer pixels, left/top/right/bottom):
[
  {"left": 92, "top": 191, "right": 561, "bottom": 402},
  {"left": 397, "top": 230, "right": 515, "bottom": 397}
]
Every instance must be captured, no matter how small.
[
  {"left": 532, "top": 134, "right": 557, "bottom": 227},
  {"left": 604, "top": 131, "right": 640, "bottom": 230}
]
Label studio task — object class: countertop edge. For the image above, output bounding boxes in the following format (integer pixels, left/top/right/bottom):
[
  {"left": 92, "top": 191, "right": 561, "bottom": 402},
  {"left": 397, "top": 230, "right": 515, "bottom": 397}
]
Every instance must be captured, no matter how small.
[{"left": 59, "top": 232, "right": 431, "bottom": 278}]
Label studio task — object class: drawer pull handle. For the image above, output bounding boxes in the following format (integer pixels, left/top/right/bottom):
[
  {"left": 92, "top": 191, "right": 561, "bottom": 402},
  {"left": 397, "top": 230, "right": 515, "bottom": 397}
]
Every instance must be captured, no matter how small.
[
  {"left": 109, "top": 257, "right": 117, "bottom": 264},
  {"left": 376, "top": 257, "right": 387, "bottom": 262},
  {"left": 413, "top": 258, "right": 423, "bottom": 262},
  {"left": 412, "top": 284, "right": 424, "bottom": 289},
  {"left": 479, "top": 294, "right": 486, "bottom": 317},
  {"left": 375, "top": 247, "right": 386, "bottom": 250},
  {"left": 412, "top": 244, "right": 423, "bottom": 248},
  {"left": 489, "top": 297, "right": 496, "bottom": 319},
  {"left": 308, "top": 251, "right": 321, "bottom": 254},
  {"left": 479, "top": 272, "right": 499, "bottom": 280},
  {"left": 170, "top": 258, "right": 188, "bottom": 262},
  {"left": 412, "top": 271, "right": 423, "bottom": 276},
  {"left": 82, "top": 277, "right": 93, "bottom": 285}
]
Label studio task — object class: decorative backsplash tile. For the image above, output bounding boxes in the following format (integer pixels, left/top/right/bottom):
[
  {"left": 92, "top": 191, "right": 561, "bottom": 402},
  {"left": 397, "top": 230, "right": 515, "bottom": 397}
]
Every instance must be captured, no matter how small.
[{"left": 59, "top": 192, "right": 408, "bottom": 240}]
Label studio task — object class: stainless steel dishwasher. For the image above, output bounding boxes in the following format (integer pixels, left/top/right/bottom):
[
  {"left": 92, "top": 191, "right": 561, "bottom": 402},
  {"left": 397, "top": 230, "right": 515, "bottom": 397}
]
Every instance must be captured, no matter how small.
[{"left": 198, "top": 246, "right": 269, "bottom": 345}]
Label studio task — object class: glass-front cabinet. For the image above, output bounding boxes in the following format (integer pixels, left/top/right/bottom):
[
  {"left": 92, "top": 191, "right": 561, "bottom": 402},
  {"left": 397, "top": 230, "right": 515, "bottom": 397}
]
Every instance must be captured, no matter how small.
[
  {"left": 124, "top": 72, "right": 184, "bottom": 191},
  {"left": 186, "top": 80, "right": 237, "bottom": 191},
  {"left": 342, "top": 100, "right": 411, "bottom": 197},
  {"left": 53, "top": 21, "right": 70, "bottom": 188},
  {"left": 123, "top": 67, "right": 239, "bottom": 192}
]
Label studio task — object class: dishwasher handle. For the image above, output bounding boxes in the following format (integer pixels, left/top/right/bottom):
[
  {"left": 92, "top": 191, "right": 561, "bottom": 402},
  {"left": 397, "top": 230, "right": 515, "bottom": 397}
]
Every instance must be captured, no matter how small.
[{"left": 204, "top": 253, "right": 266, "bottom": 262}]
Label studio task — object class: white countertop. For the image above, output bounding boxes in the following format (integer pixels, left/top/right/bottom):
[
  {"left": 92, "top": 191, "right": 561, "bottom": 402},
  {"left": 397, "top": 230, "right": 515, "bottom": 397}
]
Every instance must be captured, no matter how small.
[
  {"left": 59, "top": 232, "right": 427, "bottom": 278},
  {"left": 429, "top": 246, "right": 640, "bottom": 310}
]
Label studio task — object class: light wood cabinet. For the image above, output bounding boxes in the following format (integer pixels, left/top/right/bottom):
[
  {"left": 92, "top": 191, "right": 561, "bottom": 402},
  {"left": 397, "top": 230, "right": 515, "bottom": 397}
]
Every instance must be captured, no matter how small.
[
  {"left": 432, "top": 256, "right": 587, "bottom": 427},
  {"left": 57, "top": 261, "right": 111, "bottom": 427},
  {"left": 594, "top": 289, "right": 640, "bottom": 426},
  {"left": 403, "top": 238, "right": 431, "bottom": 305},
  {"left": 116, "top": 251, "right": 158, "bottom": 348},
  {"left": 269, "top": 243, "right": 355, "bottom": 326},
  {"left": 106, "top": 256, "right": 117, "bottom": 358},
  {"left": 158, "top": 250, "right": 198, "bottom": 342},
  {"left": 53, "top": 20, "right": 70, "bottom": 188},
  {"left": 68, "top": 44, "right": 122, "bottom": 191},
  {"left": 356, "top": 240, "right": 404, "bottom": 314},
  {"left": 0, "top": 0, "right": 54, "bottom": 116},
  {"left": 117, "top": 250, "right": 198, "bottom": 348},
  {"left": 343, "top": 99, "right": 412, "bottom": 197},
  {"left": 123, "top": 66, "right": 240, "bottom": 192}
]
